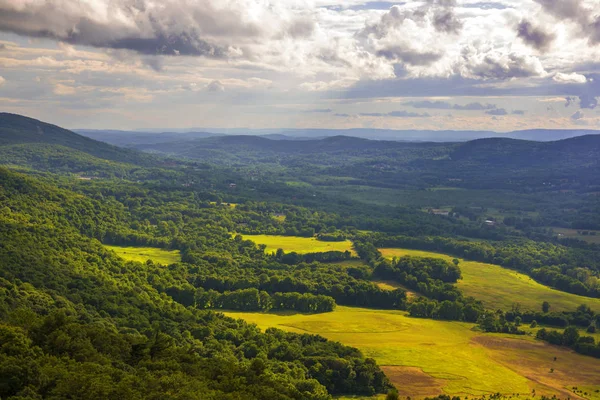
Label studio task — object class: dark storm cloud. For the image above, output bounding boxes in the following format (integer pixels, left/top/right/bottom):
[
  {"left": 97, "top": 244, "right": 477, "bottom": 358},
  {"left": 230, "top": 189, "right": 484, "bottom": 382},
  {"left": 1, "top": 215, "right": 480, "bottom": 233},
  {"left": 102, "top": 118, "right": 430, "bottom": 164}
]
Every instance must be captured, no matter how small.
[
  {"left": 517, "top": 20, "right": 555, "bottom": 52},
  {"left": 405, "top": 100, "right": 497, "bottom": 110},
  {"left": 512, "top": 110, "right": 526, "bottom": 115},
  {"left": 485, "top": 108, "right": 508, "bottom": 115}
]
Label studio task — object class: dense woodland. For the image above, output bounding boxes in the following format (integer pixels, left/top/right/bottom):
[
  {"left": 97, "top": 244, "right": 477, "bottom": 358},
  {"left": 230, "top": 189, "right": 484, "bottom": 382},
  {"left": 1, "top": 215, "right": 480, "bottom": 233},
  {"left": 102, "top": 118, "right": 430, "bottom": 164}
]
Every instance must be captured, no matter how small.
[{"left": 1, "top": 113, "right": 600, "bottom": 398}]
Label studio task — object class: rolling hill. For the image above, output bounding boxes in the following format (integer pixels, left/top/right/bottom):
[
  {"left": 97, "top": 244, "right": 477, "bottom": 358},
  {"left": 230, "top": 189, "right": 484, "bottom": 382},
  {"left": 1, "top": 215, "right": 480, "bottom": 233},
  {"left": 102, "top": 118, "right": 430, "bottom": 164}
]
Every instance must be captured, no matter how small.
[{"left": 0, "top": 113, "right": 152, "bottom": 165}]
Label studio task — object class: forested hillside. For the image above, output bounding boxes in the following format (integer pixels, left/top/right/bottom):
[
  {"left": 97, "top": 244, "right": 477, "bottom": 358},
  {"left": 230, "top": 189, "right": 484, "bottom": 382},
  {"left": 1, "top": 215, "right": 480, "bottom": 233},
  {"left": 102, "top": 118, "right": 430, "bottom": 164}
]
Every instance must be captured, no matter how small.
[
  {"left": 0, "top": 167, "right": 391, "bottom": 399},
  {"left": 1, "top": 114, "right": 600, "bottom": 399}
]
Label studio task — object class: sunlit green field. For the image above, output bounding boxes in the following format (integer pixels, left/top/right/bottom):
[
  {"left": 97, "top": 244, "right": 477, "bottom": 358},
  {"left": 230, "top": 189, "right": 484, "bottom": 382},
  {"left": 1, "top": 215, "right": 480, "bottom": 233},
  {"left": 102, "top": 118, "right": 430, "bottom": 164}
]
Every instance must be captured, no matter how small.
[
  {"left": 380, "top": 248, "right": 600, "bottom": 312},
  {"left": 105, "top": 245, "right": 181, "bottom": 265},
  {"left": 225, "top": 307, "right": 600, "bottom": 399},
  {"left": 242, "top": 234, "right": 356, "bottom": 255}
]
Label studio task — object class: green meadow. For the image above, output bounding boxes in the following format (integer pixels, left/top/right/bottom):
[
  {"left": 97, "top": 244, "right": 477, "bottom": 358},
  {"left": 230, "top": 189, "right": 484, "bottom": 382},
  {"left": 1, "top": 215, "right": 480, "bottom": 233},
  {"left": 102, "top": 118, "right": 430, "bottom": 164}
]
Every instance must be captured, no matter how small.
[
  {"left": 379, "top": 248, "right": 600, "bottom": 312},
  {"left": 225, "top": 307, "right": 600, "bottom": 399},
  {"left": 105, "top": 245, "right": 181, "bottom": 265},
  {"left": 242, "top": 234, "right": 356, "bottom": 255}
]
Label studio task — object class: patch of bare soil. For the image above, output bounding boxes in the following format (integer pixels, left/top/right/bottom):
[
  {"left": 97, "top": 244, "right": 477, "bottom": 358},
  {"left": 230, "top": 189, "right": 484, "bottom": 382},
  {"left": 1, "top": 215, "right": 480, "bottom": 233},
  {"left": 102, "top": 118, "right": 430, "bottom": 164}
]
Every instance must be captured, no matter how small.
[
  {"left": 472, "top": 335, "right": 600, "bottom": 400},
  {"left": 381, "top": 366, "right": 446, "bottom": 398}
]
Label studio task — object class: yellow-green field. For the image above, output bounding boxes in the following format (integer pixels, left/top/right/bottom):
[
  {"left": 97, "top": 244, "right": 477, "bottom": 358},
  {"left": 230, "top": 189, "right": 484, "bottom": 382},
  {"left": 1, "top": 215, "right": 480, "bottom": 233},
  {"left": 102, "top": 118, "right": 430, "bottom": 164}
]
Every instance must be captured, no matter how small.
[
  {"left": 242, "top": 234, "right": 356, "bottom": 255},
  {"left": 105, "top": 245, "right": 180, "bottom": 265},
  {"left": 225, "top": 307, "right": 600, "bottom": 399},
  {"left": 379, "top": 248, "right": 600, "bottom": 312}
]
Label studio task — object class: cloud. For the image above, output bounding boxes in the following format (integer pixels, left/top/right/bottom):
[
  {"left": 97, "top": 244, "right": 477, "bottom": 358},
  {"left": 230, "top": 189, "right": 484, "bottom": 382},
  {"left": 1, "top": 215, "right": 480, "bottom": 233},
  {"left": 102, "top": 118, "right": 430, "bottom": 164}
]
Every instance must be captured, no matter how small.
[
  {"left": 517, "top": 20, "right": 555, "bottom": 52},
  {"left": 405, "top": 100, "right": 497, "bottom": 110},
  {"left": 0, "top": 76, "right": 5, "bottom": 86},
  {"left": 571, "top": 110, "right": 585, "bottom": 120},
  {"left": 334, "top": 113, "right": 351, "bottom": 117},
  {"left": 460, "top": 47, "right": 547, "bottom": 80},
  {"left": 0, "top": 0, "right": 313, "bottom": 57},
  {"left": 533, "top": 0, "right": 600, "bottom": 45},
  {"left": 207, "top": 80, "right": 225, "bottom": 92},
  {"left": 53, "top": 83, "right": 77, "bottom": 96},
  {"left": 376, "top": 48, "right": 443, "bottom": 66},
  {"left": 360, "top": 110, "right": 430, "bottom": 118},
  {"left": 359, "top": 2, "right": 462, "bottom": 69},
  {"left": 428, "top": 0, "right": 463, "bottom": 34},
  {"left": 511, "top": 110, "right": 526, "bottom": 115},
  {"left": 304, "top": 108, "right": 333, "bottom": 113},
  {"left": 553, "top": 72, "right": 587, "bottom": 84},
  {"left": 485, "top": 108, "right": 508, "bottom": 115}
]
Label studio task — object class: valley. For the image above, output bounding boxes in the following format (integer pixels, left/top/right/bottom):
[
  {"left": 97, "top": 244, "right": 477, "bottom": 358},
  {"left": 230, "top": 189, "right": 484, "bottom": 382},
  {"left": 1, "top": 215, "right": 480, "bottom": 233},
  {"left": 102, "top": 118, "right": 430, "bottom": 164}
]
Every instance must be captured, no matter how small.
[{"left": 0, "top": 113, "right": 599, "bottom": 400}]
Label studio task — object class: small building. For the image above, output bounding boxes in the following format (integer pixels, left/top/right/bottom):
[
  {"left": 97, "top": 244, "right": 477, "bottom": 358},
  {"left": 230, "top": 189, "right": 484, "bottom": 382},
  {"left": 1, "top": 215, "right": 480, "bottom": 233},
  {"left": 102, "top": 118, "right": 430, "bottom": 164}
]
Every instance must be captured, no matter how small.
[{"left": 229, "top": 183, "right": 237, "bottom": 189}]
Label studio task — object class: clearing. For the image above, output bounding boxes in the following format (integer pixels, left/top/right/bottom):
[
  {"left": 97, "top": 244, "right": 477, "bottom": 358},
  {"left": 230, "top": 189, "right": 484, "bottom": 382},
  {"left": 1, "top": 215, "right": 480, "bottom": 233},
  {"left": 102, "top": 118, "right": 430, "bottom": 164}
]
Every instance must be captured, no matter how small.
[
  {"left": 242, "top": 234, "right": 356, "bottom": 255},
  {"left": 225, "top": 307, "right": 600, "bottom": 400},
  {"left": 551, "top": 227, "right": 600, "bottom": 245},
  {"left": 379, "top": 248, "right": 600, "bottom": 312},
  {"left": 105, "top": 245, "right": 181, "bottom": 265}
]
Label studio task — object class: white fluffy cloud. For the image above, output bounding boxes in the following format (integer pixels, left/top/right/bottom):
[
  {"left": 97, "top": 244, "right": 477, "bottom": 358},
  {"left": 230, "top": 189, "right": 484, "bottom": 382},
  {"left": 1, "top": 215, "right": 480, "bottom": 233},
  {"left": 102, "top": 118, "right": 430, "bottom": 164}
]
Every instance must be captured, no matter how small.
[
  {"left": 553, "top": 72, "right": 587, "bottom": 83},
  {"left": 0, "top": 0, "right": 600, "bottom": 130}
]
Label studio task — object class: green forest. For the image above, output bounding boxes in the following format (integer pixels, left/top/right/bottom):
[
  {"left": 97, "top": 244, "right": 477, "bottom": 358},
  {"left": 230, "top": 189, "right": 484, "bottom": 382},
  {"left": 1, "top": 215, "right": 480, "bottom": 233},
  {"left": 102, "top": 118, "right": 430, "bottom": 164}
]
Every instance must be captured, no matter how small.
[{"left": 1, "top": 113, "right": 600, "bottom": 399}]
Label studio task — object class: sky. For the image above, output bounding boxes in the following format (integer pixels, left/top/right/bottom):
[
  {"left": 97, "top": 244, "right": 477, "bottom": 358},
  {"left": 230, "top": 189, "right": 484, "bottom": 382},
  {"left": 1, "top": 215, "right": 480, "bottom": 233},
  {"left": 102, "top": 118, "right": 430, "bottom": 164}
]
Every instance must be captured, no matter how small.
[{"left": 1, "top": 0, "right": 600, "bottom": 132}]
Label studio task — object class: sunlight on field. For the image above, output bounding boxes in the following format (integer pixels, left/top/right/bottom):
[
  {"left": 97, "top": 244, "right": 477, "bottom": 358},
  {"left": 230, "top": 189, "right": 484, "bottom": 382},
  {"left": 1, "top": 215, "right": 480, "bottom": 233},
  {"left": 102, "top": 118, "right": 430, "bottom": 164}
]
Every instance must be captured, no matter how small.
[
  {"left": 242, "top": 234, "right": 356, "bottom": 255},
  {"left": 379, "top": 248, "right": 600, "bottom": 312},
  {"left": 105, "top": 245, "right": 180, "bottom": 265},
  {"left": 225, "top": 306, "right": 600, "bottom": 399}
]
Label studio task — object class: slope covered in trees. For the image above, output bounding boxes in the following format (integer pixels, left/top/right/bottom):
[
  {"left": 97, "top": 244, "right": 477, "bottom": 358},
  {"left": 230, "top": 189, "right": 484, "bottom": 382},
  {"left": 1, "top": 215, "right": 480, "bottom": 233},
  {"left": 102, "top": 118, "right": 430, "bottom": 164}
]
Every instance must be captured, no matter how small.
[
  {"left": 1, "top": 113, "right": 600, "bottom": 399},
  {"left": 0, "top": 168, "right": 391, "bottom": 399}
]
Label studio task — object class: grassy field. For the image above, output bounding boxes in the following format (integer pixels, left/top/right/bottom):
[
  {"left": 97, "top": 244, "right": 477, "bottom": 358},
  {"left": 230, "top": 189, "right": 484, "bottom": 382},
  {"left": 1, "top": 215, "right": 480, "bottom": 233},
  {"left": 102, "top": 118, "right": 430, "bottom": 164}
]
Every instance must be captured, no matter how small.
[
  {"left": 242, "top": 234, "right": 356, "bottom": 255},
  {"left": 552, "top": 227, "right": 600, "bottom": 245},
  {"left": 105, "top": 245, "right": 181, "bottom": 265},
  {"left": 379, "top": 248, "right": 600, "bottom": 313},
  {"left": 225, "top": 307, "right": 600, "bottom": 399}
]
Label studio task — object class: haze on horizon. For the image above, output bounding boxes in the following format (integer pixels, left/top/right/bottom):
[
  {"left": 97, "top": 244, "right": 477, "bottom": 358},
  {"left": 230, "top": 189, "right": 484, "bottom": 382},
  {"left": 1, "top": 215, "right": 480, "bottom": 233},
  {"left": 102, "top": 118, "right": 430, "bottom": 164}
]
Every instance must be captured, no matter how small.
[{"left": 1, "top": 0, "right": 600, "bottom": 132}]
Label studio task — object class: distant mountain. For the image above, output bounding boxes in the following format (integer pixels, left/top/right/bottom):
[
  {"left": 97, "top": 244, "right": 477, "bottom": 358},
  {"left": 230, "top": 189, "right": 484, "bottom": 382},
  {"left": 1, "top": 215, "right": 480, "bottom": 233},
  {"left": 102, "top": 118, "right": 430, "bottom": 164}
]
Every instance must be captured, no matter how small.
[
  {"left": 0, "top": 113, "right": 151, "bottom": 165},
  {"left": 76, "top": 126, "right": 600, "bottom": 146},
  {"left": 75, "top": 129, "right": 222, "bottom": 147}
]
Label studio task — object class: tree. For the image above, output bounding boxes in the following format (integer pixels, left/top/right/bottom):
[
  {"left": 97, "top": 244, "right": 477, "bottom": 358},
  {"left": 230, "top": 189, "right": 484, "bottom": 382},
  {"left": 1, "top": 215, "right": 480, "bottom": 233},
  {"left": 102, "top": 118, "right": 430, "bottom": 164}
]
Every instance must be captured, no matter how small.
[
  {"left": 542, "top": 301, "right": 550, "bottom": 313},
  {"left": 386, "top": 390, "right": 400, "bottom": 400},
  {"left": 562, "top": 326, "right": 580, "bottom": 346},
  {"left": 530, "top": 320, "right": 538, "bottom": 328}
]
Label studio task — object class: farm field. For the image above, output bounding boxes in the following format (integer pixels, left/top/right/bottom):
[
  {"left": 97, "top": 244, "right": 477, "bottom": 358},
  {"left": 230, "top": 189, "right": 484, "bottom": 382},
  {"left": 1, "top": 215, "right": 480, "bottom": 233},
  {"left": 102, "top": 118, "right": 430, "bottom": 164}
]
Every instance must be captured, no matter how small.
[
  {"left": 379, "top": 248, "right": 600, "bottom": 312},
  {"left": 225, "top": 307, "right": 600, "bottom": 399},
  {"left": 104, "top": 245, "right": 181, "bottom": 265},
  {"left": 552, "top": 227, "right": 600, "bottom": 245},
  {"left": 242, "top": 234, "right": 356, "bottom": 255}
]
